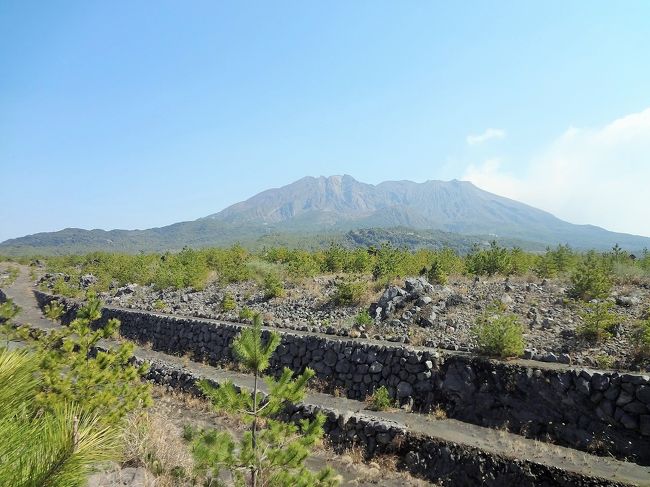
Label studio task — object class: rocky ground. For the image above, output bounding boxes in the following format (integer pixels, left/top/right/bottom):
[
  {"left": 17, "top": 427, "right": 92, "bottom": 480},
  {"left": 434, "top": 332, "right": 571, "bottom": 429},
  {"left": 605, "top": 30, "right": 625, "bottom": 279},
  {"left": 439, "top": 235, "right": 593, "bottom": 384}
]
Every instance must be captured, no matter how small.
[{"left": 38, "top": 272, "right": 650, "bottom": 372}]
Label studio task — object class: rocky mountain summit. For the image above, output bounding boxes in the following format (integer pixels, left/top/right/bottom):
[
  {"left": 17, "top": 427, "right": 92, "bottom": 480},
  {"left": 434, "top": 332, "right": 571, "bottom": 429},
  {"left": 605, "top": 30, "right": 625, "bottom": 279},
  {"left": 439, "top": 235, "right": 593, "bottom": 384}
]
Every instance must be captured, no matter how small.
[{"left": 4, "top": 175, "right": 650, "bottom": 254}]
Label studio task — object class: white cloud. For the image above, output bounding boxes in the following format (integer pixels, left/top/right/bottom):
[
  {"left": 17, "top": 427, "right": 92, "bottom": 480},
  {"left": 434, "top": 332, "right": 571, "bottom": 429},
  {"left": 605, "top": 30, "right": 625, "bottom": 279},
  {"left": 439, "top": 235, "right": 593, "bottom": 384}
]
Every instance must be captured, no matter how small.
[
  {"left": 466, "top": 128, "right": 506, "bottom": 145},
  {"left": 463, "top": 107, "right": 650, "bottom": 237}
]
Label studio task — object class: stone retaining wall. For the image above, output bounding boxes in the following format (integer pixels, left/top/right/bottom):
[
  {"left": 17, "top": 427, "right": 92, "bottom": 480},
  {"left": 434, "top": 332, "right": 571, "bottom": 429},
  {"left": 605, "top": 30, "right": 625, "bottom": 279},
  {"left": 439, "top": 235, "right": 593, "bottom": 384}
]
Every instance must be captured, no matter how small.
[
  {"left": 35, "top": 290, "right": 650, "bottom": 465},
  {"left": 139, "top": 355, "right": 629, "bottom": 487}
]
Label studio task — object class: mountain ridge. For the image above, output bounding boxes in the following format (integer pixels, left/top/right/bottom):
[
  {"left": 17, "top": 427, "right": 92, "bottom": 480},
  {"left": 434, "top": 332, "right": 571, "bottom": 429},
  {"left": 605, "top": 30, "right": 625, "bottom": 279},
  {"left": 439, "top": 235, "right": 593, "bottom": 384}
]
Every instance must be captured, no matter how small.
[{"left": 2, "top": 175, "right": 649, "bottom": 255}]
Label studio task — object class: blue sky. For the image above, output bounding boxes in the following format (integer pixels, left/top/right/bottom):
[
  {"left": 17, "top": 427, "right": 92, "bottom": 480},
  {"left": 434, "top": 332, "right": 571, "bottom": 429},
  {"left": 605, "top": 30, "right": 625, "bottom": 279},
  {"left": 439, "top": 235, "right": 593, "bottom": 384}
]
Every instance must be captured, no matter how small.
[{"left": 2, "top": 1, "right": 650, "bottom": 241}]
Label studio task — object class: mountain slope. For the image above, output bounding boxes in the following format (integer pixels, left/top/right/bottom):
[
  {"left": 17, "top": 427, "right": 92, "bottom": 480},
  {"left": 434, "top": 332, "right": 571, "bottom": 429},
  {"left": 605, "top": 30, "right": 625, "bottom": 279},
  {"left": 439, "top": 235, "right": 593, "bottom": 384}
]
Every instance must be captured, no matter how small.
[
  {"left": 205, "top": 175, "right": 650, "bottom": 250},
  {"left": 2, "top": 175, "right": 649, "bottom": 255}
]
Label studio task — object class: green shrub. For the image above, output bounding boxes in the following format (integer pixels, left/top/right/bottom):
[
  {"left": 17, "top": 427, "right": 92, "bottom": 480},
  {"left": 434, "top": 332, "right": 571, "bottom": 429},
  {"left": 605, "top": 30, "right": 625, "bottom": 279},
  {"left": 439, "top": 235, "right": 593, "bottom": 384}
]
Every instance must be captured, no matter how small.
[
  {"left": 43, "top": 301, "right": 64, "bottom": 321},
  {"left": 238, "top": 307, "right": 255, "bottom": 320},
  {"left": 205, "top": 245, "right": 252, "bottom": 283},
  {"left": 285, "top": 250, "right": 321, "bottom": 278},
  {"left": 52, "top": 276, "right": 80, "bottom": 297},
  {"left": 263, "top": 273, "right": 285, "bottom": 299},
  {"left": 354, "top": 309, "right": 373, "bottom": 326},
  {"left": 568, "top": 252, "right": 612, "bottom": 301},
  {"left": 367, "top": 385, "right": 393, "bottom": 411},
  {"left": 472, "top": 307, "right": 525, "bottom": 358},
  {"left": 333, "top": 279, "right": 367, "bottom": 306},
  {"left": 153, "top": 299, "right": 166, "bottom": 311},
  {"left": 221, "top": 293, "right": 236, "bottom": 311},
  {"left": 546, "top": 244, "right": 578, "bottom": 273},
  {"left": 577, "top": 301, "right": 619, "bottom": 342},
  {"left": 594, "top": 353, "right": 614, "bottom": 369},
  {"left": 0, "top": 300, "right": 20, "bottom": 323}
]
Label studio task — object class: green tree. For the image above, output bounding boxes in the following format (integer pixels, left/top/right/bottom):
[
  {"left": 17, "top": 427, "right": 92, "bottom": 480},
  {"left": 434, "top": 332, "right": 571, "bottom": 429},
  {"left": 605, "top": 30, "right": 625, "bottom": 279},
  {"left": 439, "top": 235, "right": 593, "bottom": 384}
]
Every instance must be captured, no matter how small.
[
  {"left": 533, "top": 250, "right": 558, "bottom": 278},
  {"left": 192, "top": 314, "right": 338, "bottom": 487},
  {"left": 323, "top": 242, "right": 348, "bottom": 273},
  {"left": 465, "top": 241, "right": 513, "bottom": 276},
  {"left": 568, "top": 252, "right": 612, "bottom": 301},
  {"left": 577, "top": 301, "right": 619, "bottom": 342},
  {"left": 263, "top": 273, "right": 285, "bottom": 299},
  {"left": 372, "top": 243, "right": 404, "bottom": 280},
  {"left": 35, "top": 293, "right": 152, "bottom": 424},
  {"left": 0, "top": 349, "right": 121, "bottom": 487}
]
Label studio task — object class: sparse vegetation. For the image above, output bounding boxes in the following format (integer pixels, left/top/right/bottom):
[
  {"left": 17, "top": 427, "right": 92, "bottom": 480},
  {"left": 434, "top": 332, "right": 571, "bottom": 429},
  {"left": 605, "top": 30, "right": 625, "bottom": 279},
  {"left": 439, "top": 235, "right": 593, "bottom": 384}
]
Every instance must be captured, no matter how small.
[
  {"left": 0, "top": 266, "right": 19, "bottom": 286},
  {"left": 594, "top": 353, "right": 615, "bottom": 369},
  {"left": 122, "top": 410, "right": 195, "bottom": 486},
  {"left": 239, "top": 306, "right": 255, "bottom": 320}
]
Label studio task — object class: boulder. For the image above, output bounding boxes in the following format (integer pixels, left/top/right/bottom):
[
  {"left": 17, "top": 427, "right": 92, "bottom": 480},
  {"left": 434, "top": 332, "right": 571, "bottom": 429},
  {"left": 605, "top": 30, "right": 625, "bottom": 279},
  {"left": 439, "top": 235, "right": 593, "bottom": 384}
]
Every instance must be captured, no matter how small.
[
  {"left": 80, "top": 274, "right": 98, "bottom": 289},
  {"left": 616, "top": 295, "right": 641, "bottom": 307}
]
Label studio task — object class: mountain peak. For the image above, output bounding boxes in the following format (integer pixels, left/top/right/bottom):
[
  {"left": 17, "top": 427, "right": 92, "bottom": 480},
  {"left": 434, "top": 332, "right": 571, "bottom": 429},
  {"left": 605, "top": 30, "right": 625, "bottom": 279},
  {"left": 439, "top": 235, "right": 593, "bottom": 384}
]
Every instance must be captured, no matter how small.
[{"left": 3, "top": 175, "right": 649, "bottom": 254}]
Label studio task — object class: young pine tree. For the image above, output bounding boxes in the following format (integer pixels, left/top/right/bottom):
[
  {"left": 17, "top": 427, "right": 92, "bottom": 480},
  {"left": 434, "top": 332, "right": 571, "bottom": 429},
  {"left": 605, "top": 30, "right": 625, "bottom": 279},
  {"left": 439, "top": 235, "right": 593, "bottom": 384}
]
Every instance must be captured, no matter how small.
[
  {"left": 35, "top": 292, "right": 152, "bottom": 424},
  {"left": 192, "top": 314, "right": 339, "bottom": 487}
]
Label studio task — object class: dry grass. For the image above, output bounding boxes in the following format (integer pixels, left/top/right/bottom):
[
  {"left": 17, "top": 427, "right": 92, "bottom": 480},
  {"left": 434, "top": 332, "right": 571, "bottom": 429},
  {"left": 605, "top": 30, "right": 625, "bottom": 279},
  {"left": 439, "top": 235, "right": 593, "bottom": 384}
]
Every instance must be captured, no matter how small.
[
  {"left": 430, "top": 405, "right": 447, "bottom": 420},
  {"left": 122, "top": 410, "right": 195, "bottom": 487}
]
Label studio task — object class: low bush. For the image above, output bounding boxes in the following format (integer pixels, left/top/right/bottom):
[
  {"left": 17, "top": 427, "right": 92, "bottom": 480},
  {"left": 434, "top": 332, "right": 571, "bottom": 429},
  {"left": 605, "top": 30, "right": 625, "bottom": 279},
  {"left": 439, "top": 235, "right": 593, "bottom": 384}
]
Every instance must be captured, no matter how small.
[
  {"left": 367, "top": 385, "right": 393, "bottom": 411},
  {"left": 371, "top": 243, "right": 405, "bottom": 280},
  {"left": 0, "top": 299, "right": 20, "bottom": 323},
  {"left": 238, "top": 307, "right": 255, "bottom": 320},
  {"left": 594, "top": 353, "right": 614, "bottom": 369},
  {"left": 472, "top": 306, "right": 525, "bottom": 358},
  {"left": 262, "top": 273, "right": 285, "bottom": 299},
  {"left": 51, "top": 276, "right": 80, "bottom": 297},
  {"left": 333, "top": 279, "right": 367, "bottom": 306},
  {"left": 354, "top": 309, "right": 373, "bottom": 326},
  {"left": 577, "top": 301, "right": 619, "bottom": 342},
  {"left": 220, "top": 293, "right": 236, "bottom": 311},
  {"left": 426, "top": 259, "right": 448, "bottom": 285}
]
